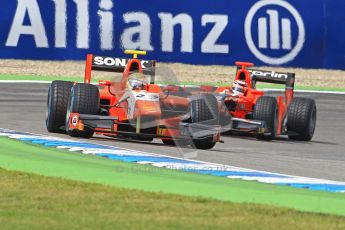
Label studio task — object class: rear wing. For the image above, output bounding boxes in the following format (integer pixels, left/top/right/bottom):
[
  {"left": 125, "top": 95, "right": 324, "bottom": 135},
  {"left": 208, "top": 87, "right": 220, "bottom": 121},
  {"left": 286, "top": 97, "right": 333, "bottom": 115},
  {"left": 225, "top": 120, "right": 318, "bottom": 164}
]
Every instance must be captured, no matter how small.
[
  {"left": 85, "top": 54, "right": 156, "bottom": 83},
  {"left": 236, "top": 67, "right": 295, "bottom": 89},
  {"left": 249, "top": 69, "right": 295, "bottom": 89}
]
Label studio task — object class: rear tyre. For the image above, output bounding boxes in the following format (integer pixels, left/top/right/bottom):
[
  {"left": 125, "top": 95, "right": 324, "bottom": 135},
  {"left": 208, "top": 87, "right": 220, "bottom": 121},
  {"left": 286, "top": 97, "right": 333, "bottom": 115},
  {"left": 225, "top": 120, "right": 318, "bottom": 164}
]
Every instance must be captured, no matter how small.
[
  {"left": 66, "top": 83, "right": 100, "bottom": 138},
  {"left": 46, "top": 80, "right": 73, "bottom": 133},
  {"left": 287, "top": 98, "right": 316, "bottom": 141},
  {"left": 253, "top": 96, "right": 278, "bottom": 140},
  {"left": 189, "top": 94, "right": 218, "bottom": 150}
]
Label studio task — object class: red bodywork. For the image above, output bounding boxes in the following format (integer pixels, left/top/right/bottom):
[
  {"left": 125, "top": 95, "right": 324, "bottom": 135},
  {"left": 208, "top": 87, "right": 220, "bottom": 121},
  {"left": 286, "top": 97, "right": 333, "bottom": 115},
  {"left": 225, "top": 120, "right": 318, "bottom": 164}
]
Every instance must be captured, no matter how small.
[
  {"left": 216, "top": 62, "right": 295, "bottom": 135},
  {"left": 69, "top": 52, "right": 221, "bottom": 143}
]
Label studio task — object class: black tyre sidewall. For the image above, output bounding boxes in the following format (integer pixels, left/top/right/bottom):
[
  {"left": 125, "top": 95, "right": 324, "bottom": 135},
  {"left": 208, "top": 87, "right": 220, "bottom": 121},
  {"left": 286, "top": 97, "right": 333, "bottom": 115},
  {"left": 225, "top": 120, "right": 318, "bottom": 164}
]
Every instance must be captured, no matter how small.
[
  {"left": 254, "top": 96, "right": 278, "bottom": 140},
  {"left": 287, "top": 98, "right": 316, "bottom": 141},
  {"left": 189, "top": 94, "right": 219, "bottom": 123},
  {"left": 193, "top": 138, "right": 216, "bottom": 150},
  {"left": 46, "top": 80, "right": 73, "bottom": 133},
  {"left": 66, "top": 83, "right": 100, "bottom": 138},
  {"left": 46, "top": 85, "right": 53, "bottom": 130},
  {"left": 189, "top": 94, "right": 219, "bottom": 149}
]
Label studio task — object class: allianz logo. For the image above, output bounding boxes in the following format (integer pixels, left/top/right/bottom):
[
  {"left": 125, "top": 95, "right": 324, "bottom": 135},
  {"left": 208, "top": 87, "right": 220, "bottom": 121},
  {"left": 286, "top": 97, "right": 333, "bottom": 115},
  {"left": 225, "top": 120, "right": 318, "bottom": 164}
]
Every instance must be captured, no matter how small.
[
  {"left": 257, "top": 9, "right": 292, "bottom": 50},
  {"left": 245, "top": 0, "right": 306, "bottom": 65}
]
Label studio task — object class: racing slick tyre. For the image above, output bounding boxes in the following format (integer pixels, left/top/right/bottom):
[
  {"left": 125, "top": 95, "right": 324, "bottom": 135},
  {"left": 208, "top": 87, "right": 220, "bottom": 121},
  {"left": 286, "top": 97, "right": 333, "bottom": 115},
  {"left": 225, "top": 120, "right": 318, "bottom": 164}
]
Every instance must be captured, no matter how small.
[
  {"left": 189, "top": 94, "right": 219, "bottom": 150},
  {"left": 193, "top": 137, "right": 216, "bottom": 150},
  {"left": 287, "top": 98, "right": 317, "bottom": 141},
  {"left": 66, "top": 83, "right": 100, "bottom": 138},
  {"left": 46, "top": 80, "right": 74, "bottom": 133},
  {"left": 253, "top": 96, "right": 278, "bottom": 141}
]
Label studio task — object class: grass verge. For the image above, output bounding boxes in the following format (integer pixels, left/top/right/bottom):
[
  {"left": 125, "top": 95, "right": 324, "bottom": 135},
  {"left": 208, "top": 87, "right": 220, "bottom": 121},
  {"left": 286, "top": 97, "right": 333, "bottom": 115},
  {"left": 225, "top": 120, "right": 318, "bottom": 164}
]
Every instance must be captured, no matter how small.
[
  {"left": 1, "top": 74, "right": 345, "bottom": 92},
  {"left": 1, "top": 168, "right": 345, "bottom": 230},
  {"left": 0, "top": 137, "right": 345, "bottom": 217}
]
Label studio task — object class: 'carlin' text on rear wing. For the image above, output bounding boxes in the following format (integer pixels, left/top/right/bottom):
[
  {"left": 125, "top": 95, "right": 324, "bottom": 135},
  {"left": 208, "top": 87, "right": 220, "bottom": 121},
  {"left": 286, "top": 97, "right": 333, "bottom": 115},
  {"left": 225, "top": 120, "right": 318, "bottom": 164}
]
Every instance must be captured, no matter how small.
[
  {"left": 248, "top": 69, "right": 295, "bottom": 89},
  {"left": 84, "top": 54, "right": 156, "bottom": 84}
]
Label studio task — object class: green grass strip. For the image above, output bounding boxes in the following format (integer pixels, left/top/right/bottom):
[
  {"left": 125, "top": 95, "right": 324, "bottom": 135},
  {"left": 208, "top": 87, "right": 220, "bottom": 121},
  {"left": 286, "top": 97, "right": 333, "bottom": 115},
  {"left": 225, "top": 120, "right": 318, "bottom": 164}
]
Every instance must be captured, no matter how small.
[
  {"left": 0, "top": 137, "right": 345, "bottom": 216},
  {"left": 1, "top": 74, "right": 345, "bottom": 92},
  {"left": 1, "top": 168, "right": 345, "bottom": 229}
]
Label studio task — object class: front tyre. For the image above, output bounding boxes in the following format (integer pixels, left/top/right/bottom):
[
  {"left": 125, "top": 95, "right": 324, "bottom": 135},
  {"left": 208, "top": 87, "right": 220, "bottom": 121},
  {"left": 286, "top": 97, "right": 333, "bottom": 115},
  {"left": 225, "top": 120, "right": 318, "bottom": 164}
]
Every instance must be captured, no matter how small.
[
  {"left": 193, "top": 137, "right": 216, "bottom": 150},
  {"left": 189, "top": 94, "right": 219, "bottom": 149},
  {"left": 287, "top": 98, "right": 317, "bottom": 141},
  {"left": 66, "top": 83, "right": 100, "bottom": 138},
  {"left": 46, "top": 80, "right": 73, "bottom": 133},
  {"left": 189, "top": 94, "right": 219, "bottom": 123},
  {"left": 253, "top": 96, "right": 278, "bottom": 140}
]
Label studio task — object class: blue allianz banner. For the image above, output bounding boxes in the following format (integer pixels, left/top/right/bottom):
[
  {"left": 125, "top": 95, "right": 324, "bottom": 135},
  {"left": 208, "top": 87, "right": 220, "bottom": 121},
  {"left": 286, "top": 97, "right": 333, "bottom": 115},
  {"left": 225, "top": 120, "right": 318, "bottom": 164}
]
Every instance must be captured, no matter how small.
[{"left": 0, "top": 0, "right": 344, "bottom": 69}]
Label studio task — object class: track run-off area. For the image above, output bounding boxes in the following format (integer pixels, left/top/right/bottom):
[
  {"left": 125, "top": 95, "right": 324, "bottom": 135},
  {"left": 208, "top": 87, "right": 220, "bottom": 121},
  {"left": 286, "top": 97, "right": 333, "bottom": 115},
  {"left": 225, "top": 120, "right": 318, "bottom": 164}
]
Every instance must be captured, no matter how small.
[{"left": 0, "top": 82, "right": 345, "bottom": 182}]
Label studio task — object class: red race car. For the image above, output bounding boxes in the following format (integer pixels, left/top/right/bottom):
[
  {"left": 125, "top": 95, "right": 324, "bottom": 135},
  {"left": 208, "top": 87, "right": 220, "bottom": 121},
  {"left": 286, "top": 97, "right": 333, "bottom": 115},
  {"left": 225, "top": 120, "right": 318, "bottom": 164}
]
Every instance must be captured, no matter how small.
[
  {"left": 216, "top": 62, "right": 317, "bottom": 141},
  {"left": 46, "top": 50, "right": 221, "bottom": 149}
]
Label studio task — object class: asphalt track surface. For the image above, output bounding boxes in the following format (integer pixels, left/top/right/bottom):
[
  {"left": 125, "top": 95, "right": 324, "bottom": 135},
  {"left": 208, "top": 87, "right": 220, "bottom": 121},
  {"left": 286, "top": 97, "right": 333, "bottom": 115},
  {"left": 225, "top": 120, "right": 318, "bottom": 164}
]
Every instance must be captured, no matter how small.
[{"left": 1, "top": 83, "right": 344, "bottom": 181}]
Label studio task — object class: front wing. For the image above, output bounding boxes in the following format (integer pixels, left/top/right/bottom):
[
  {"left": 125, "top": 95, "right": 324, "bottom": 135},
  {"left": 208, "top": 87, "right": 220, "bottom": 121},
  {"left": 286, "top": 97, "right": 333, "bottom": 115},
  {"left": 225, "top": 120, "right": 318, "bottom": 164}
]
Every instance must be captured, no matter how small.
[{"left": 68, "top": 113, "right": 221, "bottom": 141}]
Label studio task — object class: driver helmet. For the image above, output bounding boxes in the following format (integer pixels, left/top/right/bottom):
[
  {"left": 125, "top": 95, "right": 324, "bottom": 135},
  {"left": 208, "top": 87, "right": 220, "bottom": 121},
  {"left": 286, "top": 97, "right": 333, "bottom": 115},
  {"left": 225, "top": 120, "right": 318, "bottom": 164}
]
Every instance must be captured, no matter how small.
[
  {"left": 231, "top": 80, "right": 247, "bottom": 96},
  {"left": 128, "top": 73, "right": 147, "bottom": 90}
]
